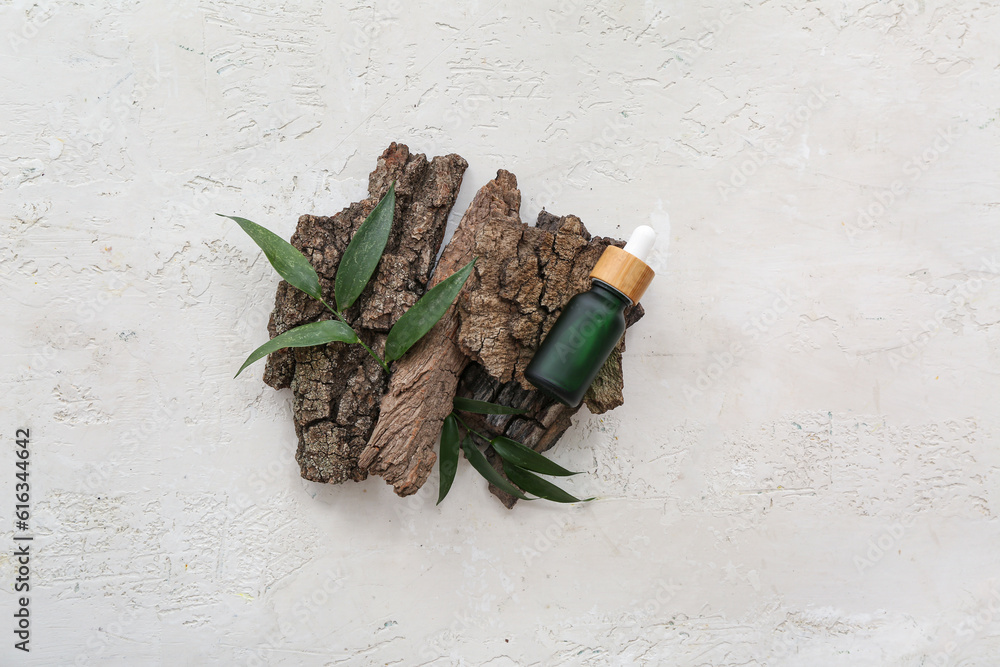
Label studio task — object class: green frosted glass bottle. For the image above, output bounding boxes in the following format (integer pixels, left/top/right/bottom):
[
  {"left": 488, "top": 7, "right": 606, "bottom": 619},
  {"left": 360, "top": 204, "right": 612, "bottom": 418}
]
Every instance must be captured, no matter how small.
[{"left": 526, "top": 226, "right": 656, "bottom": 407}]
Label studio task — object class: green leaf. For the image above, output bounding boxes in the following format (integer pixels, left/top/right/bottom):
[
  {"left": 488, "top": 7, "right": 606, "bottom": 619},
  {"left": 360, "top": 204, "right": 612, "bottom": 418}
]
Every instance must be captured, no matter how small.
[
  {"left": 220, "top": 214, "right": 322, "bottom": 301},
  {"left": 490, "top": 436, "right": 581, "bottom": 477},
  {"left": 437, "top": 414, "right": 461, "bottom": 505},
  {"left": 236, "top": 320, "right": 358, "bottom": 377},
  {"left": 335, "top": 183, "right": 396, "bottom": 312},
  {"left": 452, "top": 397, "right": 527, "bottom": 415},
  {"left": 461, "top": 434, "right": 529, "bottom": 501},
  {"left": 384, "top": 258, "right": 476, "bottom": 362},
  {"left": 502, "top": 460, "right": 592, "bottom": 503}
]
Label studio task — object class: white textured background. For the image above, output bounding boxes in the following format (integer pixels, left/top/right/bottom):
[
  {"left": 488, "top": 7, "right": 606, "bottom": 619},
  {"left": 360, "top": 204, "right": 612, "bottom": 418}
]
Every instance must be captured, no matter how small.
[{"left": 2, "top": 0, "right": 1000, "bottom": 665}]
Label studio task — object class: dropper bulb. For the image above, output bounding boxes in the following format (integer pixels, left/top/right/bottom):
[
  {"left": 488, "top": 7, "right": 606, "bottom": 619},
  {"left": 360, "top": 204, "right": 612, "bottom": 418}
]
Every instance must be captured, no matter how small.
[{"left": 622, "top": 225, "right": 656, "bottom": 263}]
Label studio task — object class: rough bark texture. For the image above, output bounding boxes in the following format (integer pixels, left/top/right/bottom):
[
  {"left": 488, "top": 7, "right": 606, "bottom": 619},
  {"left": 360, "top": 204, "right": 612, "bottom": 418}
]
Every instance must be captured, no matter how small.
[
  {"left": 259, "top": 152, "right": 642, "bottom": 505},
  {"left": 455, "top": 207, "right": 643, "bottom": 397},
  {"left": 362, "top": 169, "right": 644, "bottom": 503},
  {"left": 359, "top": 170, "right": 522, "bottom": 495},
  {"left": 261, "top": 143, "right": 468, "bottom": 484},
  {"left": 452, "top": 203, "right": 645, "bottom": 508}
]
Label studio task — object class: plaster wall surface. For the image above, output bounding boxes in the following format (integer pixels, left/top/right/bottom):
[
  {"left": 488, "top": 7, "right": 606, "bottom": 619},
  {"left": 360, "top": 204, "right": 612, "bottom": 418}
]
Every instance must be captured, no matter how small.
[{"left": 2, "top": 1, "right": 1000, "bottom": 665}]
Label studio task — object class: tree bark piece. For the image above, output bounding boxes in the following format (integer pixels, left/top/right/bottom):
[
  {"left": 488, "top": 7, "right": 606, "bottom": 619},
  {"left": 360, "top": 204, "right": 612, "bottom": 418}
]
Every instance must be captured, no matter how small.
[
  {"left": 454, "top": 206, "right": 645, "bottom": 508},
  {"left": 261, "top": 143, "right": 468, "bottom": 485},
  {"left": 362, "top": 169, "right": 643, "bottom": 503},
  {"left": 358, "top": 170, "right": 522, "bottom": 495},
  {"left": 455, "top": 208, "right": 643, "bottom": 394}
]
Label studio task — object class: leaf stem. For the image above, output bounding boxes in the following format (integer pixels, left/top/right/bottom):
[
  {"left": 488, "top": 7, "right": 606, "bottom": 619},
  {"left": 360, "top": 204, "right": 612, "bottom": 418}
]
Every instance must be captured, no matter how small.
[
  {"left": 451, "top": 413, "right": 493, "bottom": 446},
  {"left": 319, "top": 298, "right": 338, "bottom": 317},
  {"left": 357, "top": 337, "right": 391, "bottom": 374},
  {"left": 321, "top": 298, "right": 391, "bottom": 374}
]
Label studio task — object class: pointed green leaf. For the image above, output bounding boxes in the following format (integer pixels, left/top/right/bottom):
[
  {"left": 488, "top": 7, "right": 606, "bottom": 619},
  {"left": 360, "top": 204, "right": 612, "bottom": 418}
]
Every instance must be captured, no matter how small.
[
  {"left": 461, "top": 434, "right": 529, "bottom": 501},
  {"left": 490, "top": 436, "right": 580, "bottom": 477},
  {"left": 502, "top": 460, "right": 592, "bottom": 503},
  {"left": 437, "top": 414, "right": 461, "bottom": 505},
  {"left": 452, "top": 397, "right": 527, "bottom": 415},
  {"left": 236, "top": 320, "right": 358, "bottom": 377},
  {"left": 335, "top": 183, "right": 396, "bottom": 311},
  {"left": 384, "top": 258, "right": 476, "bottom": 362},
  {"left": 220, "top": 214, "right": 322, "bottom": 301}
]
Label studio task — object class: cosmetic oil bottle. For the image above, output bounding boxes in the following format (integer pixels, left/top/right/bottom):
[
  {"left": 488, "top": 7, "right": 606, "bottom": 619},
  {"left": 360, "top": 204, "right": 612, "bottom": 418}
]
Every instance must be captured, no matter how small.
[{"left": 525, "top": 226, "right": 656, "bottom": 407}]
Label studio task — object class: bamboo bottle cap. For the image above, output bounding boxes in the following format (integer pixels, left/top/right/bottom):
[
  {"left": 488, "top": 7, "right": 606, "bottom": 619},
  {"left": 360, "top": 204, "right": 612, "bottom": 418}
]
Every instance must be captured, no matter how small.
[{"left": 589, "top": 226, "right": 656, "bottom": 304}]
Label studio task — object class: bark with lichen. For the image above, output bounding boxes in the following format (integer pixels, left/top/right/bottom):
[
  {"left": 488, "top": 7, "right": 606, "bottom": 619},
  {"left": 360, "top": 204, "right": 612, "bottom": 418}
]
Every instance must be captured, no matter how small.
[
  {"left": 259, "top": 148, "right": 641, "bottom": 508},
  {"left": 261, "top": 143, "right": 468, "bottom": 484}
]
